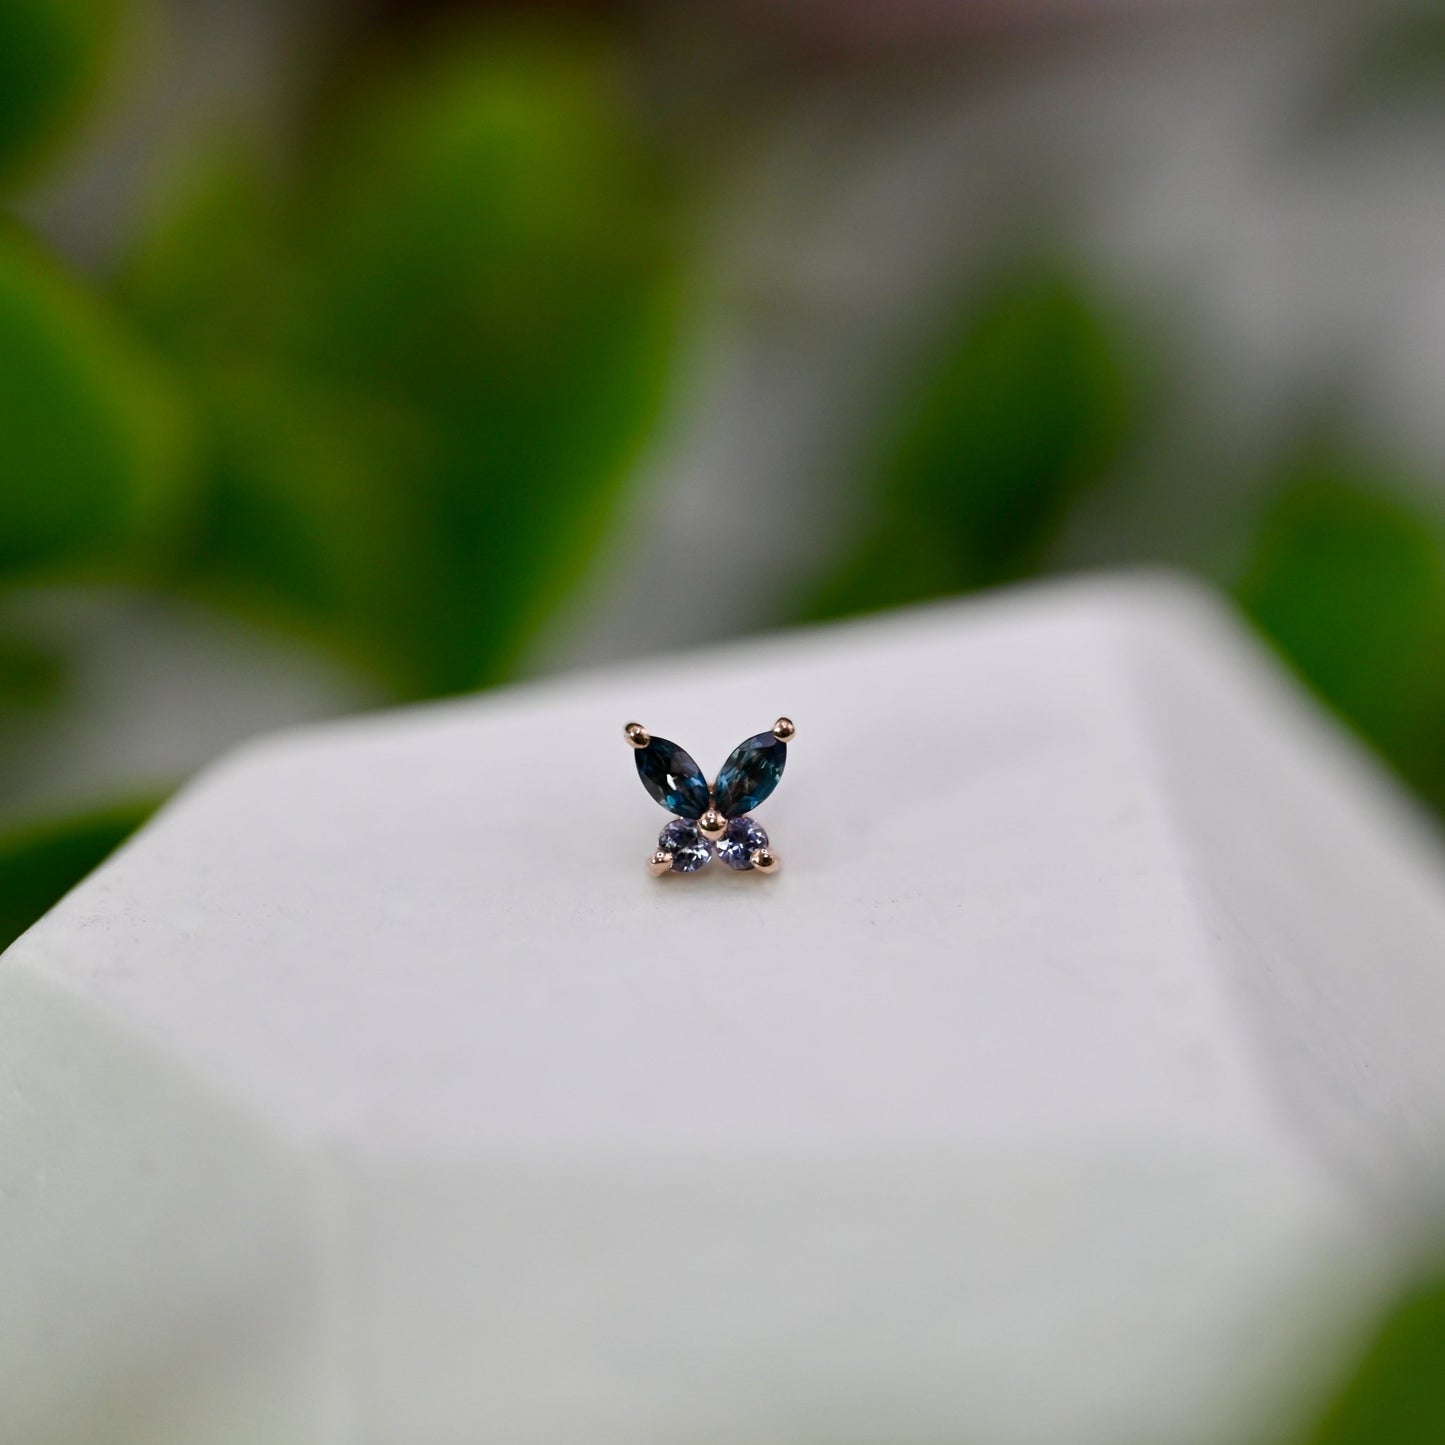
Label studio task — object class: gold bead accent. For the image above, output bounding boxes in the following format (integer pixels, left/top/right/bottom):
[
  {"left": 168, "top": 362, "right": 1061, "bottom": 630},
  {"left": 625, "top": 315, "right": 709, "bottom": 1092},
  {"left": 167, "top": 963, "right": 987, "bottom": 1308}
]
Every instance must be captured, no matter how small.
[
  {"left": 624, "top": 721, "right": 650, "bottom": 750},
  {"left": 698, "top": 808, "right": 726, "bottom": 842},
  {"left": 772, "top": 717, "right": 795, "bottom": 742},
  {"left": 648, "top": 850, "right": 674, "bottom": 877},
  {"left": 749, "top": 848, "right": 778, "bottom": 873}
]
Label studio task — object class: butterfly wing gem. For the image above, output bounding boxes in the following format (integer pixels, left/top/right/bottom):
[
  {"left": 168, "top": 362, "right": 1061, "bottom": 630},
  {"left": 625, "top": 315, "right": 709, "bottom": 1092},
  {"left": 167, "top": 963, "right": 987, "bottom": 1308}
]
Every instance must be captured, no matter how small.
[
  {"left": 714, "top": 728, "right": 789, "bottom": 818},
  {"left": 627, "top": 724, "right": 710, "bottom": 819}
]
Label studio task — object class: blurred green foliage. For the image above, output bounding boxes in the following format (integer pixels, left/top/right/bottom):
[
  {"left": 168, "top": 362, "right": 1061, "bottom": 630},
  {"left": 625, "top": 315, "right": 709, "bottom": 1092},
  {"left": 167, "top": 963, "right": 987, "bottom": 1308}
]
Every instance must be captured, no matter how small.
[
  {"left": 0, "top": 0, "right": 171, "bottom": 941},
  {"left": 809, "top": 267, "right": 1135, "bottom": 619},
  {"left": 1238, "top": 467, "right": 1445, "bottom": 814},
  {"left": 0, "top": 0, "right": 117, "bottom": 187},
  {"left": 119, "top": 29, "right": 678, "bottom": 695},
  {"left": 1291, "top": 1270, "right": 1445, "bottom": 1445},
  {"left": 0, "top": 223, "right": 185, "bottom": 576},
  {"left": 805, "top": 264, "right": 1445, "bottom": 832},
  {"left": 0, "top": 630, "right": 62, "bottom": 711}
]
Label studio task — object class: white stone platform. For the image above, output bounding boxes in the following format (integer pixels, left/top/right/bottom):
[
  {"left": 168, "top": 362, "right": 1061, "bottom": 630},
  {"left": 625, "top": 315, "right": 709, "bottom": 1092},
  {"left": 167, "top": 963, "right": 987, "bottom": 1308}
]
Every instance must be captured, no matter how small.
[{"left": 5, "top": 574, "right": 1445, "bottom": 1445}]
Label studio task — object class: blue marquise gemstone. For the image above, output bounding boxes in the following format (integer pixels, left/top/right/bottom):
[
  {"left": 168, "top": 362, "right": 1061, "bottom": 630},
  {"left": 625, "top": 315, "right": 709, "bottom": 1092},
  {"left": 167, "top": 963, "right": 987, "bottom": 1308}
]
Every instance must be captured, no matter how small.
[
  {"left": 636, "top": 735, "right": 710, "bottom": 819},
  {"left": 714, "top": 732, "right": 787, "bottom": 818},
  {"left": 659, "top": 817, "right": 712, "bottom": 872},
  {"left": 717, "top": 816, "right": 768, "bottom": 870}
]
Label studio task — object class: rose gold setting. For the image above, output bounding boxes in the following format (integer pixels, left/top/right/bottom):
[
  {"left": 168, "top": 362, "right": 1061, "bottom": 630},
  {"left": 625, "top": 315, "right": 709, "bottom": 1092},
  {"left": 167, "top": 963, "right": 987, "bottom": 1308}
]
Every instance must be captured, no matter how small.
[
  {"left": 624, "top": 721, "right": 650, "bottom": 750},
  {"left": 749, "top": 847, "right": 778, "bottom": 873},
  {"left": 648, "top": 849, "right": 674, "bottom": 876},
  {"left": 772, "top": 717, "right": 795, "bottom": 742},
  {"left": 698, "top": 808, "right": 726, "bottom": 842}
]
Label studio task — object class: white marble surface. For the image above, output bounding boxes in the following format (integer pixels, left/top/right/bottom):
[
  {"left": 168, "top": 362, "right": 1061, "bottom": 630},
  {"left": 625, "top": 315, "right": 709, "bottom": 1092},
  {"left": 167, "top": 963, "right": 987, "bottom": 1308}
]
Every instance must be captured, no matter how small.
[{"left": 5, "top": 574, "right": 1445, "bottom": 1445}]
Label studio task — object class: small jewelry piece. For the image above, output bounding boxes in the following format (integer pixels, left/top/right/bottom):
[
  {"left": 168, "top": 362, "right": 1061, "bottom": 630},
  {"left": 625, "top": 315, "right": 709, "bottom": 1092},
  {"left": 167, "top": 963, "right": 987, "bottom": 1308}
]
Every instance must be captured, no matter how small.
[{"left": 625, "top": 718, "right": 794, "bottom": 876}]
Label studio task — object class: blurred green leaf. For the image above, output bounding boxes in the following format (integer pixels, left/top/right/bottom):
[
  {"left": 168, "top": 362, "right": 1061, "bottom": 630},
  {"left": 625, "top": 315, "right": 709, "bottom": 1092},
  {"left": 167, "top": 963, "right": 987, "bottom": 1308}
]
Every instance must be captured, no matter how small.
[
  {"left": 303, "top": 26, "right": 680, "bottom": 692},
  {"left": 0, "top": 796, "right": 153, "bottom": 951},
  {"left": 120, "top": 24, "right": 679, "bottom": 696},
  {"left": 1291, "top": 1271, "right": 1445, "bottom": 1445},
  {"left": 185, "top": 364, "right": 438, "bottom": 691},
  {"left": 118, "top": 152, "right": 429, "bottom": 685},
  {"left": 807, "top": 512, "right": 966, "bottom": 621},
  {"left": 0, "top": 628, "right": 62, "bottom": 713},
  {"left": 808, "top": 266, "right": 1134, "bottom": 620},
  {"left": 119, "top": 144, "right": 290, "bottom": 365},
  {"left": 0, "top": 224, "right": 187, "bottom": 578},
  {"left": 0, "top": 0, "right": 120, "bottom": 187},
  {"left": 1237, "top": 467, "right": 1445, "bottom": 812}
]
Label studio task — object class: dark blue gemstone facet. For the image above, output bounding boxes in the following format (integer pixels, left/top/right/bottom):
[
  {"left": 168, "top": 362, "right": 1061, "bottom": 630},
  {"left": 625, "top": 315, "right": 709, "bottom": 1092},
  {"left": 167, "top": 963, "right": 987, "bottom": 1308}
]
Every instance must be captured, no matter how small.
[
  {"left": 717, "top": 816, "right": 768, "bottom": 870},
  {"left": 714, "top": 732, "right": 787, "bottom": 818},
  {"left": 636, "top": 736, "right": 710, "bottom": 819},
  {"left": 659, "top": 817, "right": 712, "bottom": 872}
]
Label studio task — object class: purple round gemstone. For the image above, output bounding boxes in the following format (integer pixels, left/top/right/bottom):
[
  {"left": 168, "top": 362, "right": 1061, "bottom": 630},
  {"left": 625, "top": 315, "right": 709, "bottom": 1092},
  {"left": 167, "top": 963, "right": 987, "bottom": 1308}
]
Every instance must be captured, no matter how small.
[
  {"left": 717, "top": 815, "right": 768, "bottom": 870},
  {"left": 659, "top": 817, "right": 712, "bottom": 873}
]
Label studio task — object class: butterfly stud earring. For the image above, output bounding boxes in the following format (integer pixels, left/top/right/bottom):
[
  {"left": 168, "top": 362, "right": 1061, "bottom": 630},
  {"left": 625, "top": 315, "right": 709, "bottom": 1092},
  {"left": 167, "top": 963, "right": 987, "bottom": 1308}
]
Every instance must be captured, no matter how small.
[{"left": 624, "top": 718, "right": 794, "bottom": 876}]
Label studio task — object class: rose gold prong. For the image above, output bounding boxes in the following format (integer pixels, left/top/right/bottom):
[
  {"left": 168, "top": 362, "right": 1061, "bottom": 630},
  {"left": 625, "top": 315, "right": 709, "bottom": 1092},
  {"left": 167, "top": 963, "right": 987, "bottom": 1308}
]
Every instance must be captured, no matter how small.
[
  {"left": 624, "top": 721, "right": 650, "bottom": 750},
  {"left": 698, "top": 808, "right": 726, "bottom": 842},
  {"left": 648, "top": 849, "right": 674, "bottom": 876},
  {"left": 749, "top": 847, "right": 778, "bottom": 873},
  {"left": 772, "top": 717, "right": 795, "bottom": 742}
]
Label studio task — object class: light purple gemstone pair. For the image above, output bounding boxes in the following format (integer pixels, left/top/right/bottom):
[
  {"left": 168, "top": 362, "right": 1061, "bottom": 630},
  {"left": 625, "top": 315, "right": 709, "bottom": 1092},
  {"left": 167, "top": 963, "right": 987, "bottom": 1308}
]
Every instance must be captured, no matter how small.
[{"left": 659, "top": 816, "right": 768, "bottom": 873}]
